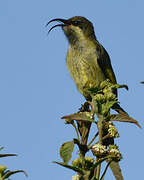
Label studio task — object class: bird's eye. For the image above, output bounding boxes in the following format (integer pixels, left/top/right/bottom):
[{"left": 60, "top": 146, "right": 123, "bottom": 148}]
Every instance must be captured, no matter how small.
[{"left": 71, "top": 20, "right": 81, "bottom": 26}]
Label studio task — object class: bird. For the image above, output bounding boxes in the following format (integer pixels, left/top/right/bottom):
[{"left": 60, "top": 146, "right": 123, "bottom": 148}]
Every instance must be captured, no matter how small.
[{"left": 46, "top": 16, "right": 127, "bottom": 114}]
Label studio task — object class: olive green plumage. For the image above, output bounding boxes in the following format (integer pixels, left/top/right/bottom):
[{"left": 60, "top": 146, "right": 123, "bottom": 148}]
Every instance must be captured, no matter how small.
[
  {"left": 47, "top": 16, "right": 125, "bottom": 113},
  {"left": 62, "top": 16, "right": 117, "bottom": 100}
]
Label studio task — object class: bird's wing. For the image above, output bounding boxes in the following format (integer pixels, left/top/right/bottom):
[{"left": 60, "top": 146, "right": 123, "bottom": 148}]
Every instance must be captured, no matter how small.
[
  {"left": 97, "top": 45, "right": 117, "bottom": 84},
  {"left": 96, "top": 42, "right": 117, "bottom": 96}
]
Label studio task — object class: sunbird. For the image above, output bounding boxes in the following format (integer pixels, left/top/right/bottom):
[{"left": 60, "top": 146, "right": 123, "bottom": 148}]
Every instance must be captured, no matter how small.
[{"left": 47, "top": 16, "right": 127, "bottom": 114}]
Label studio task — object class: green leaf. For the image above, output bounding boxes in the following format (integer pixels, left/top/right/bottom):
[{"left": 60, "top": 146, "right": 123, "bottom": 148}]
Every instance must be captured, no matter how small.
[
  {"left": 53, "top": 161, "right": 84, "bottom": 174},
  {"left": 113, "top": 84, "right": 128, "bottom": 91},
  {"left": 2, "top": 170, "right": 27, "bottom": 179},
  {"left": 110, "top": 114, "right": 141, "bottom": 128},
  {"left": 60, "top": 141, "right": 74, "bottom": 164},
  {"left": 62, "top": 112, "right": 96, "bottom": 123}
]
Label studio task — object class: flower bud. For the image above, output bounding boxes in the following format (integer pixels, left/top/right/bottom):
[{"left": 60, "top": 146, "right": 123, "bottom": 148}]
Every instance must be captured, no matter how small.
[
  {"left": 84, "top": 156, "right": 94, "bottom": 164},
  {"left": 108, "top": 122, "right": 119, "bottom": 138},
  {"left": 108, "top": 145, "right": 122, "bottom": 161},
  {"left": 84, "top": 156, "right": 94, "bottom": 168},
  {"left": 100, "top": 79, "right": 111, "bottom": 89},
  {"left": 91, "top": 143, "right": 107, "bottom": 157},
  {"left": 94, "top": 94, "right": 106, "bottom": 103}
]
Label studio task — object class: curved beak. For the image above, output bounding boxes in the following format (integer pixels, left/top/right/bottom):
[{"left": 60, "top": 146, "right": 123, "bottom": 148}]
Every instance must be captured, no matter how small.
[{"left": 46, "top": 18, "right": 70, "bottom": 34}]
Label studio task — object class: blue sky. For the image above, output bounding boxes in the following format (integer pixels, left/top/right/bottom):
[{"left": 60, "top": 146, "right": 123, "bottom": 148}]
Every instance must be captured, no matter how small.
[{"left": 0, "top": 0, "right": 144, "bottom": 179}]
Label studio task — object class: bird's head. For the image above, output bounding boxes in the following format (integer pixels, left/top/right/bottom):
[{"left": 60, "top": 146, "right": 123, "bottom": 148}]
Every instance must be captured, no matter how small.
[{"left": 46, "top": 16, "right": 96, "bottom": 45}]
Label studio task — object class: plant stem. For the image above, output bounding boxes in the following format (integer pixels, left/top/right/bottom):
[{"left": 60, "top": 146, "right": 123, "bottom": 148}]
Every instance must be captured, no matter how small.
[
  {"left": 95, "top": 161, "right": 101, "bottom": 179},
  {"left": 100, "top": 161, "right": 111, "bottom": 180},
  {"left": 97, "top": 115, "right": 103, "bottom": 144},
  {"left": 88, "top": 132, "right": 99, "bottom": 147},
  {"left": 96, "top": 114, "right": 103, "bottom": 180},
  {"left": 72, "top": 122, "right": 80, "bottom": 141}
]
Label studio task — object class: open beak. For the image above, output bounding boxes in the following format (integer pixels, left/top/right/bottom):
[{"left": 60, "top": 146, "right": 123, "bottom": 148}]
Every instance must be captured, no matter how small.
[{"left": 46, "top": 18, "right": 70, "bottom": 34}]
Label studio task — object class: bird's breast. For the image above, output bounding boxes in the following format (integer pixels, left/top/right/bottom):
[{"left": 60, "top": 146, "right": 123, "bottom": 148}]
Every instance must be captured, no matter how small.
[{"left": 66, "top": 46, "right": 105, "bottom": 96}]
